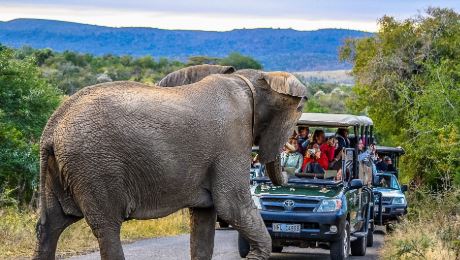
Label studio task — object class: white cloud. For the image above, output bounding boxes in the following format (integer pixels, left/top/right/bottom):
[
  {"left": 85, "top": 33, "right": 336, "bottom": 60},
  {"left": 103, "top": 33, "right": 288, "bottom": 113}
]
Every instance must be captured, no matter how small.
[
  {"left": 1, "top": 1, "right": 459, "bottom": 32},
  {"left": 0, "top": 3, "right": 378, "bottom": 31}
]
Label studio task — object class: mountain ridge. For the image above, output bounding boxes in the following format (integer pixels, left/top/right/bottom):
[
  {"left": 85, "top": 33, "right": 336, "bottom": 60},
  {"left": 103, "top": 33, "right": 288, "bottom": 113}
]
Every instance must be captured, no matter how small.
[{"left": 0, "top": 18, "right": 373, "bottom": 71}]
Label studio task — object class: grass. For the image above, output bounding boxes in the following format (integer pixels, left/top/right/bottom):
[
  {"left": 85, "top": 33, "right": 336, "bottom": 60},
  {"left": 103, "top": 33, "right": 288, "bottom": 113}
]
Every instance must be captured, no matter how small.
[
  {"left": 380, "top": 186, "right": 460, "bottom": 260},
  {"left": 0, "top": 208, "right": 190, "bottom": 258}
]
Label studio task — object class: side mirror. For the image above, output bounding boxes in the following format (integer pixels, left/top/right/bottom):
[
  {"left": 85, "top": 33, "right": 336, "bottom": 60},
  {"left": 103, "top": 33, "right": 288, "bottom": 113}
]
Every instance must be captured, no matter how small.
[
  {"left": 401, "top": 185, "right": 408, "bottom": 193},
  {"left": 349, "top": 179, "right": 363, "bottom": 190}
]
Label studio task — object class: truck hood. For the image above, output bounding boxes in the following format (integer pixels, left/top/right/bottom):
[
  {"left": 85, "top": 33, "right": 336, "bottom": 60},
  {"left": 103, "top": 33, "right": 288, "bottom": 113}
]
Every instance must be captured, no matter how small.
[
  {"left": 373, "top": 187, "right": 405, "bottom": 198},
  {"left": 253, "top": 183, "right": 343, "bottom": 198}
]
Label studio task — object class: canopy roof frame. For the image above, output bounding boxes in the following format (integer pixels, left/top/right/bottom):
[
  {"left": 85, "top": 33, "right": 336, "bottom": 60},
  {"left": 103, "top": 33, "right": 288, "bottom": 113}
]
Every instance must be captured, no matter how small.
[{"left": 297, "top": 113, "right": 373, "bottom": 127}]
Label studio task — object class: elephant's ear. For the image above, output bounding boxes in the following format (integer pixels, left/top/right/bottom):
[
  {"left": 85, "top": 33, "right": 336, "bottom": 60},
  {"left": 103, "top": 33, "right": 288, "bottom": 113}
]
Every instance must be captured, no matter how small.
[
  {"left": 158, "top": 64, "right": 235, "bottom": 87},
  {"left": 262, "top": 72, "right": 308, "bottom": 97}
]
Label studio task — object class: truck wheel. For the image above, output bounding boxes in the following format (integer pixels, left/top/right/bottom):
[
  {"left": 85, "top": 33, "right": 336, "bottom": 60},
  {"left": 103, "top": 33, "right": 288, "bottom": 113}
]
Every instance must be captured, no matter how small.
[
  {"left": 219, "top": 220, "right": 229, "bottom": 228},
  {"left": 330, "top": 220, "right": 350, "bottom": 260},
  {"left": 351, "top": 233, "right": 367, "bottom": 256},
  {"left": 238, "top": 233, "right": 250, "bottom": 258},
  {"left": 367, "top": 222, "right": 374, "bottom": 247},
  {"left": 272, "top": 246, "right": 283, "bottom": 253}
]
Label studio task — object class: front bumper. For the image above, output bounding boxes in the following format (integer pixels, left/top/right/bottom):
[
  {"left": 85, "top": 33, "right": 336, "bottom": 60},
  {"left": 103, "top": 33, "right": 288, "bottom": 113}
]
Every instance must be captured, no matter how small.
[
  {"left": 260, "top": 210, "right": 346, "bottom": 243},
  {"left": 380, "top": 204, "right": 407, "bottom": 223}
]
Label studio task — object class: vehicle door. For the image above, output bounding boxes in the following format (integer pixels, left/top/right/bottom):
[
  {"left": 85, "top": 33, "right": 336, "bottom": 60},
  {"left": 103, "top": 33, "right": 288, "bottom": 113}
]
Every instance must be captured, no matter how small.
[{"left": 344, "top": 148, "right": 363, "bottom": 233}]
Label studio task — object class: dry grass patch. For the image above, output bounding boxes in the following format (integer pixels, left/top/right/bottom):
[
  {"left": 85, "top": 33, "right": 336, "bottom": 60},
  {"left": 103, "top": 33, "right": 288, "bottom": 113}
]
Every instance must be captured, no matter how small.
[
  {"left": 0, "top": 208, "right": 190, "bottom": 259},
  {"left": 380, "top": 188, "right": 460, "bottom": 260}
]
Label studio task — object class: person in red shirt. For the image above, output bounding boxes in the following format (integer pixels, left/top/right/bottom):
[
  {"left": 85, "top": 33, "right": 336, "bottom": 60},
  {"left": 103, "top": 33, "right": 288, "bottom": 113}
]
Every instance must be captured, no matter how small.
[
  {"left": 321, "top": 137, "right": 337, "bottom": 164},
  {"left": 312, "top": 129, "right": 337, "bottom": 166},
  {"left": 302, "top": 143, "right": 329, "bottom": 172}
]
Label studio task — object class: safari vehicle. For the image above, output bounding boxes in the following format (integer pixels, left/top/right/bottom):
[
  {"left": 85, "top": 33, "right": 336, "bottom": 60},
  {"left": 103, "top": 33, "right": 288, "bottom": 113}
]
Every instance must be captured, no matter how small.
[
  {"left": 239, "top": 113, "right": 377, "bottom": 260},
  {"left": 373, "top": 146, "right": 407, "bottom": 226}
]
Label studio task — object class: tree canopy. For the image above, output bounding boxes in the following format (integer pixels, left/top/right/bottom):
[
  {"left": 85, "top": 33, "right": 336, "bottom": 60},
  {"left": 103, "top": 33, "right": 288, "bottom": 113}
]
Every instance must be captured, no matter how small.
[
  {"left": 341, "top": 8, "right": 460, "bottom": 185},
  {"left": 0, "top": 47, "right": 62, "bottom": 205}
]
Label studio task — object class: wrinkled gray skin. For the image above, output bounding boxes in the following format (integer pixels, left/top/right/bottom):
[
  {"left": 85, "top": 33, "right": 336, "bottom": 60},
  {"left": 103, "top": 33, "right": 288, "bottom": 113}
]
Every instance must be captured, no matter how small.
[{"left": 34, "top": 65, "right": 307, "bottom": 260}]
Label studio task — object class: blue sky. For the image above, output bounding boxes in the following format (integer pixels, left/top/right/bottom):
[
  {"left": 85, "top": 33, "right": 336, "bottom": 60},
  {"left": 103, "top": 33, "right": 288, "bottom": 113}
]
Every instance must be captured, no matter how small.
[{"left": 1, "top": 0, "right": 459, "bottom": 31}]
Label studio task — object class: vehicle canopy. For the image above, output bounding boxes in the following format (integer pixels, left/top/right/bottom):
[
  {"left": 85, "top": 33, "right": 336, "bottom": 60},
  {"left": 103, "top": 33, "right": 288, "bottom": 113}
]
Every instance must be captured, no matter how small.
[
  {"left": 375, "top": 146, "right": 404, "bottom": 155},
  {"left": 297, "top": 113, "right": 373, "bottom": 127}
]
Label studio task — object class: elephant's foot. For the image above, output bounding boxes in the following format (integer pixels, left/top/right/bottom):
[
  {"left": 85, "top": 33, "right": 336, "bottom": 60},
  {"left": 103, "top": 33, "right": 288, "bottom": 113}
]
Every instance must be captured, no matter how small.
[
  {"left": 190, "top": 207, "right": 217, "bottom": 260},
  {"left": 33, "top": 202, "right": 81, "bottom": 260},
  {"left": 91, "top": 226, "right": 125, "bottom": 260},
  {"left": 85, "top": 214, "right": 125, "bottom": 260},
  {"left": 246, "top": 249, "right": 271, "bottom": 260},
  {"left": 213, "top": 193, "right": 271, "bottom": 259}
]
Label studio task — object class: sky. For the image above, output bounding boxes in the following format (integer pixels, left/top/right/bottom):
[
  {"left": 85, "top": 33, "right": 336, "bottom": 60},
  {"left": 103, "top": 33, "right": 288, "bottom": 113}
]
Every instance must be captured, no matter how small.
[{"left": 1, "top": 0, "right": 459, "bottom": 32}]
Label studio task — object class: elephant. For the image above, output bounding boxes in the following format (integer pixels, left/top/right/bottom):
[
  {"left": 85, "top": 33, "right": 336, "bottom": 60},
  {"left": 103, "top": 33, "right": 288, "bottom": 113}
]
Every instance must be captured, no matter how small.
[{"left": 34, "top": 65, "right": 308, "bottom": 260}]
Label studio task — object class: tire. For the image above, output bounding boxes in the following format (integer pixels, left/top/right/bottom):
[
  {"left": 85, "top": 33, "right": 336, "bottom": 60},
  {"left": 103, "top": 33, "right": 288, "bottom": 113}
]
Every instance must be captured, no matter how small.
[
  {"left": 272, "top": 246, "right": 283, "bottom": 253},
  {"left": 218, "top": 220, "right": 229, "bottom": 228},
  {"left": 351, "top": 234, "right": 367, "bottom": 256},
  {"left": 367, "top": 222, "right": 374, "bottom": 247},
  {"left": 238, "top": 233, "right": 250, "bottom": 258},
  {"left": 330, "top": 220, "right": 350, "bottom": 260}
]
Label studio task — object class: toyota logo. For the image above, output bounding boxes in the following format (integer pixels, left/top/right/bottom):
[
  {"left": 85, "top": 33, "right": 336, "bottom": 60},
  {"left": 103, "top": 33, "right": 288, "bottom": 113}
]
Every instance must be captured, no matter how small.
[{"left": 283, "top": 200, "right": 295, "bottom": 211}]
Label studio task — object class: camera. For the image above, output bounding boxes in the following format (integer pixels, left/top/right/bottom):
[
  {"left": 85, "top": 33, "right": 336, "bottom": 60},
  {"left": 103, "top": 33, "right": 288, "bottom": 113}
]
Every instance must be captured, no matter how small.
[{"left": 307, "top": 149, "right": 316, "bottom": 156}]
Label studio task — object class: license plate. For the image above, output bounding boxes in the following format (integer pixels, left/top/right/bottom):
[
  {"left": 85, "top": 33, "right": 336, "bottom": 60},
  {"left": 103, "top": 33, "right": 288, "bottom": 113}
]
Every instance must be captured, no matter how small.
[{"left": 272, "top": 223, "right": 301, "bottom": 233}]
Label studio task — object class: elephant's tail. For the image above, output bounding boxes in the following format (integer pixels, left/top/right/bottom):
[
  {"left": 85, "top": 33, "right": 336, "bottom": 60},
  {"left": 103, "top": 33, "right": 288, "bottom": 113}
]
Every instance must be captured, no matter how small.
[{"left": 38, "top": 144, "right": 54, "bottom": 225}]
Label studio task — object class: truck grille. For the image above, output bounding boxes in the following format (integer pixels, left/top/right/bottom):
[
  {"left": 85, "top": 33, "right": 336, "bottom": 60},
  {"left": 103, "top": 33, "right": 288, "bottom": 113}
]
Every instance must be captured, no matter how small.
[
  {"left": 381, "top": 196, "right": 393, "bottom": 204},
  {"left": 260, "top": 196, "right": 321, "bottom": 213}
]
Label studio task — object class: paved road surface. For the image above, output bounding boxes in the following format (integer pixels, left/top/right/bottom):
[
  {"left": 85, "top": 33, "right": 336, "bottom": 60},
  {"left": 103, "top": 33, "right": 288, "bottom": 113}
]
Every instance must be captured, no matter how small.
[{"left": 70, "top": 228, "right": 384, "bottom": 260}]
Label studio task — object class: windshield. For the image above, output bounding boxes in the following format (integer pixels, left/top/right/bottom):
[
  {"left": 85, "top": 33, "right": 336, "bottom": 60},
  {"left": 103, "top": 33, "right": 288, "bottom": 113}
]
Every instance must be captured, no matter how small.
[{"left": 374, "top": 175, "right": 400, "bottom": 189}]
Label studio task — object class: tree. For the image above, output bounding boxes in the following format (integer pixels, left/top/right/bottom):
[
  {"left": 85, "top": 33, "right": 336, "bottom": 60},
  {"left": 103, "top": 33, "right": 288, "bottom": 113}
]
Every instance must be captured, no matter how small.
[
  {"left": 0, "top": 47, "right": 62, "bottom": 205},
  {"left": 187, "top": 56, "right": 220, "bottom": 66},
  {"left": 187, "top": 53, "right": 263, "bottom": 70},
  {"left": 340, "top": 8, "right": 460, "bottom": 185},
  {"left": 219, "top": 52, "right": 263, "bottom": 70}
]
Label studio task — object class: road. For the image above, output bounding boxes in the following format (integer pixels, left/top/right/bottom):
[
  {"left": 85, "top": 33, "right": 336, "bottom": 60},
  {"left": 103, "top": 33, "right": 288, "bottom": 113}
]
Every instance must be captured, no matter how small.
[{"left": 70, "top": 228, "right": 385, "bottom": 260}]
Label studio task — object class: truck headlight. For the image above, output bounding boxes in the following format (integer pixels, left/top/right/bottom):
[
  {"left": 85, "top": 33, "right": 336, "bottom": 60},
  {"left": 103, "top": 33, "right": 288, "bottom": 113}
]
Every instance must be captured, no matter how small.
[
  {"left": 392, "top": 197, "right": 406, "bottom": 205},
  {"left": 252, "top": 196, "right": 262, "bottom": 209},
  {"left": 316, "top": 199, "right": 342, "bottom": 212}
]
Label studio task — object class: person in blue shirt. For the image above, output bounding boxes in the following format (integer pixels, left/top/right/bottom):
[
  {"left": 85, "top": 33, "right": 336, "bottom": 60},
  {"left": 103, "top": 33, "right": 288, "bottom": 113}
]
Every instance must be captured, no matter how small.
[{"left": 281, "top": 138, "right": 304, "bottom": 175}]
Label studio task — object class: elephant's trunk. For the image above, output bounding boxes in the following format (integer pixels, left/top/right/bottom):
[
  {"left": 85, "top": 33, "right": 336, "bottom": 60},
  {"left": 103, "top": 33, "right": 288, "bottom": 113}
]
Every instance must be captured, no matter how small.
[{"left": 265, "top": 155, "right": 287, "bottom": 186}]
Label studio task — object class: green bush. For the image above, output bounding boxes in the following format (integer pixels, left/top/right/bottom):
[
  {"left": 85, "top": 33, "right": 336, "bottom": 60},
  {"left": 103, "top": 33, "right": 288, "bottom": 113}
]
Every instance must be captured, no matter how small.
[{"left": 0, "top": 47, "right": 62, "bottom": 205}]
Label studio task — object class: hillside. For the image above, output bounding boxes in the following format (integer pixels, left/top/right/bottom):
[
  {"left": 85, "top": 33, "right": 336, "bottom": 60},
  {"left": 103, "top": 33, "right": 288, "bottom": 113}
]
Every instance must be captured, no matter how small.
[
  {"left": 296, "top": 70, "right": 354, "bottom": 85},
  {"left": 0, "top": 19, "right": 372, "bottom": 71}
]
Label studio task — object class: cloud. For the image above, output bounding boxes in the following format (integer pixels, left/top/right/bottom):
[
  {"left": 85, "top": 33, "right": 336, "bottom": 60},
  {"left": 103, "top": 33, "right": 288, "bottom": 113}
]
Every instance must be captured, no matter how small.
[{"left": 1, "top": 0, "right": 459, "bottom": 31}]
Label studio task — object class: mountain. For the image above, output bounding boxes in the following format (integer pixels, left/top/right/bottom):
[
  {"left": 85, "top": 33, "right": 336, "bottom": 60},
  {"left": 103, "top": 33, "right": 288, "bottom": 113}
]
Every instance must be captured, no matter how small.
[{"left": 0, "top": 19, "right": 372, "bottom": 71}]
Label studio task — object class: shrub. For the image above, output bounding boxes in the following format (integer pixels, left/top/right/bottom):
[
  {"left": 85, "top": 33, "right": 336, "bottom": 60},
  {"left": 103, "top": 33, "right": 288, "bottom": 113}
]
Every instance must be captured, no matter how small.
[{"left": 381, "top": 185, "right": 460, "bottom": 260}]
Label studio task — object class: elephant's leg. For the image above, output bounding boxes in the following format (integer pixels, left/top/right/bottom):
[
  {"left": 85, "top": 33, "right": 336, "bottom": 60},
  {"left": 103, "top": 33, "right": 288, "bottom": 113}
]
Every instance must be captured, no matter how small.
[
  {"left": 189, "top": 207, "right": 217, "bottom": 260},
  {"left": 33, "top": 194, "right": 81, "bottom": 259},
  {"left": 72, "top": 166, "right": 127, "bottom": 260},
  {"left": 212, "top": 171, "right": 271, "bottom": 259},
  {"left": 219, "top": 204, "right": 271, "bottom": 260},
  {"left": 85, "top": 213, "right": 124, "bottom": 260}
]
